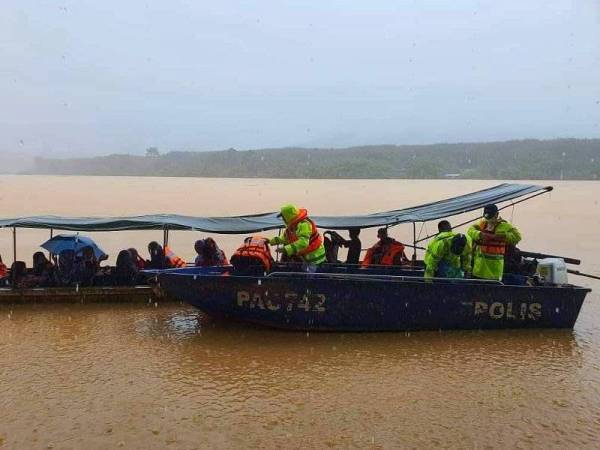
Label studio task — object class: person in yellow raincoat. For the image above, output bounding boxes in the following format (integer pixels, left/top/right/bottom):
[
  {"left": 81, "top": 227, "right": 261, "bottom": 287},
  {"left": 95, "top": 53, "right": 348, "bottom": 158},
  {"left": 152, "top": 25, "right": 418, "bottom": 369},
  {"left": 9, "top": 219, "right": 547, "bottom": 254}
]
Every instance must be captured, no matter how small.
[
  {"left": 467, "top": 204, "right": 521, "bottom": 281},
  {"left": 424, "top": 220, "right": 471, "bottom": 279},
  {"left": 269, "top": 204, "right": 326, "bottom": 271}
]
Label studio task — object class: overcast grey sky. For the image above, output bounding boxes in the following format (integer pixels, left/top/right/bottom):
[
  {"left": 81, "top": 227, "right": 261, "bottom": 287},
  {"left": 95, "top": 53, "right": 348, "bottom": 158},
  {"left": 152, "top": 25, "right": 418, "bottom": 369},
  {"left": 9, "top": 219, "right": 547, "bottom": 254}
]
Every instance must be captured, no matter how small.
[{"left": 1, "top": 0, "right": 599, "bottom": 157}]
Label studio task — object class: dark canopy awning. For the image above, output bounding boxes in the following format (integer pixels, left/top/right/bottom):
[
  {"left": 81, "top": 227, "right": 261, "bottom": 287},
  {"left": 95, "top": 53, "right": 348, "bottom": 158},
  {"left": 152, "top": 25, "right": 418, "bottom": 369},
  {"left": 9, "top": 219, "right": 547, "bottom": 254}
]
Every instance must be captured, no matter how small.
[{"left": 0, "top": 183, "right": 551, "bottom": 234}]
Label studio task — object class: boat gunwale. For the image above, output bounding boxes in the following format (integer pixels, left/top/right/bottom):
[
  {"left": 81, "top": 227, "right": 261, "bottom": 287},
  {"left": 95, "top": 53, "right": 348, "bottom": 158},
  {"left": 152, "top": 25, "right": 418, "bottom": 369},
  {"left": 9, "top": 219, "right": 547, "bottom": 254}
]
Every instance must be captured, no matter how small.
[{"left": 158, "top": 271, "right": 592, "bottom": 293}]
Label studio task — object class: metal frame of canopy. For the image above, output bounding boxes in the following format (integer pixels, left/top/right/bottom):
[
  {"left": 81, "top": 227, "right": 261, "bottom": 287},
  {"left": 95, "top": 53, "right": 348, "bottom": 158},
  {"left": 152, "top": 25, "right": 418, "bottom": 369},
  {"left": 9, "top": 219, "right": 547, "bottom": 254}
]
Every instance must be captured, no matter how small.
[
  {"left": 0, "top": 183, "right": 553, "bottom": 264},
  {"left": 406, "top": 186, "right": 553, "bottom": 259}
]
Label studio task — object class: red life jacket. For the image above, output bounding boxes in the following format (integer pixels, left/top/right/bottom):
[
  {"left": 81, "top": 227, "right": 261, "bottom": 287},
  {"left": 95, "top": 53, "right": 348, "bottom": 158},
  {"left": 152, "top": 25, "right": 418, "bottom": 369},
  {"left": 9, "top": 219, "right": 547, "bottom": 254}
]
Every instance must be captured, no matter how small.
[
  {"left": 133, "top": 256, "right": 146, "bottom": 270},
  {"left": 0, "top": 263, "right": 7, "bottom": 278},
  {"left": 362, "top": 239, "right": 407, "bottom": 267},
  {"left": 285, "top": 209, "right": 323, "bottom": 256},
  {"left": 380, "top": 241, "right": 407, "bottom": 265},
  {"left": 231, "top": 236, "right": 274, "bottom": 272},
  {"left": 164, "top": 246, "right": 186, "bottom": 268},
  {"left": 476, "top": 219, "right": 506, "bottom": 256}
]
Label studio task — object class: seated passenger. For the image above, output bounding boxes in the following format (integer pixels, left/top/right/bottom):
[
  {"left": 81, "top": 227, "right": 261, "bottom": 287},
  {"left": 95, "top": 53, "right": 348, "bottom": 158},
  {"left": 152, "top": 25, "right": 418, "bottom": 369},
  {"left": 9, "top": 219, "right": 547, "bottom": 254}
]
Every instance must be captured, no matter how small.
[
  {"left": 76, "top": 245, "right": 99, "bottom": 286},
  {"left": 114, "top": 250, "right": 138, "bottom": 286},
  {"left": 504, "top": 245, "right": 537, "bottom": 277},
  {"left": 56, "top": 249, "right": 77, "bottom": 286},
  {"left": 230, "top": 236, "right": 274, "bottom": 275},
  {"left": 198, "top": 237, "right": 228, "bottom": 267},
  {"left": 128, "top": 248, "right": 146, "bottom": 270},
  {"left": 32, "top": 251, "right": 55, "bottom": 287},
  {"left": 342, "top": 228, "right": 362, "bottom": 265},
  {"left": 323, "top": 233, "right": 337, "bottom": 263},
  {"left": 194, "top": 240, "right": 205, "bottom": 267},
  {"left": 146, "top": 241, "right": 185, "bottom": 269},
  {"left": 323, "top": 230, "right": 347, "bottom": 263},
  {"left": 424, "top": 220, "right": 472, "bottom": 280},
  {"left": 361, "top": 228, "right": 408, "bottom": 267},
  {"left": 10, "top": 261, "right": 34, "bottom": 289},
  {"left": 0, "top": 254, "right": 7, "bottom": 279},
  {"left": 146, "top": 241, "right": 169, "bottom": 269}
]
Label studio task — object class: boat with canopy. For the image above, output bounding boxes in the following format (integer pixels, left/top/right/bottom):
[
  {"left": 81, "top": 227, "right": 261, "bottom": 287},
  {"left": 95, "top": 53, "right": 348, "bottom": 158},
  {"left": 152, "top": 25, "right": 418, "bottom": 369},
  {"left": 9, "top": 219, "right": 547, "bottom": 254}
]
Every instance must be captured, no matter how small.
[{"left": 0, "top": 183, "right": 591, "bottom": 328}]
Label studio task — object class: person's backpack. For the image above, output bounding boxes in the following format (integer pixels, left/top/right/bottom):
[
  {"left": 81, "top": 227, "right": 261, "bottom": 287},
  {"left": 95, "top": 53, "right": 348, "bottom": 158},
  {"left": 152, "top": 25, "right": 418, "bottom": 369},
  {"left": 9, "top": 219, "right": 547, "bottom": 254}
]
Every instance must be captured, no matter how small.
[
  {"left": 450, "top": 234, "right": 467, "bottom": 255},
  {"left": 230, "top": 236, "right": 274, "bottom": 274}
]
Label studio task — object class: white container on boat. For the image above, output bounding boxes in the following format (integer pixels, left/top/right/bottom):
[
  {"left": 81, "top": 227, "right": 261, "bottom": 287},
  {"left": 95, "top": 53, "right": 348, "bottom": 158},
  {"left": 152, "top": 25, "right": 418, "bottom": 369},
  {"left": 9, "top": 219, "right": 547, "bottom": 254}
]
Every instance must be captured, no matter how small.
[{"left": 536, "top": 258, "right": 568, "bottom": 285}]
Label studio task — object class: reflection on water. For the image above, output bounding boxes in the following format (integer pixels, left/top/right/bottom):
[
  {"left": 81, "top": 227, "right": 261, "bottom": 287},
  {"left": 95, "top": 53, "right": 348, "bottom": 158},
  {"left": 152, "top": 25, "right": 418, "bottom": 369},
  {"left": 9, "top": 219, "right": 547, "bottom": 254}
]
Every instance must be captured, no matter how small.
[{"left": 2, "top": 297, "right": 600, "bottom": 449}]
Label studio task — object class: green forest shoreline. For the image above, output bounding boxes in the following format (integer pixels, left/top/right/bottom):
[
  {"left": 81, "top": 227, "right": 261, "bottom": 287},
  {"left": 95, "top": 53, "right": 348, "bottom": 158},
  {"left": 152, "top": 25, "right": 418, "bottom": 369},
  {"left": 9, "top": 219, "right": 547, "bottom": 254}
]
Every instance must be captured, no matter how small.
[{"left": 30, "top": 138, "right": 600, "bottom": 180}]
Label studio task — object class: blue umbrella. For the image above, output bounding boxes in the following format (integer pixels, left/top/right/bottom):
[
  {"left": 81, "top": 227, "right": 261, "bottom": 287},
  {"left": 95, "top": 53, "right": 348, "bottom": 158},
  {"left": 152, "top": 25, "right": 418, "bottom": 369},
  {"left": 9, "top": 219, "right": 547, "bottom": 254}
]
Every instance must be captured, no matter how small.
[{"left": 41, "top": 234, "right": 107, "bottom": 259}]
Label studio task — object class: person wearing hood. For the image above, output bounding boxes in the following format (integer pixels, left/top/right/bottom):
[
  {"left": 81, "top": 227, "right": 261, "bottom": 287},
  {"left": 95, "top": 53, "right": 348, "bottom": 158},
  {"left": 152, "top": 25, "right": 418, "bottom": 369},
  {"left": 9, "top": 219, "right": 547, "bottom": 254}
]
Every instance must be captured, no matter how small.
[
  {"left": 114, "top": 249, "right": 139, "bottom": 286},
  {"left": 32, "top": 251, "right": 55, "bottom": 287},
  {"left": 194, "top": 239, "right": 206, "bottom": 266},
  {"left": 146, "top": 241, "right": 169, "bottom": 269},
  {"left": 128, "top": 248, "right": 146, "bottom": 270},
  {"left": 424, "top": 220, "right": 472, "bottom": 280},
  {"left": 200, "top": 237, "right": 228, "bottom": 267},
  {"left": 269, "top": 204, "right": 326, "bottom": 271},
  {"left": 467, "top": 204, "right": 521, "bottom": 280}
]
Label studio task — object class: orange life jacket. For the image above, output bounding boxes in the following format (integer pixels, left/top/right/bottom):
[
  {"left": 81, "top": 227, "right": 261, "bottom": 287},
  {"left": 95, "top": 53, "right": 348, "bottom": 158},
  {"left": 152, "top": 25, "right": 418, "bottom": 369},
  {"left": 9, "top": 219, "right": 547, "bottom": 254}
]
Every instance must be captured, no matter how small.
[
  {"left": 231, "top": 236, "right": 274, "bottom": 272},
  {"left": 362, "top": 239, "right": 407, "bottom": 267},
  {"left": 164, "top": 246, "right": 186, "bottom": 268},
  {"left": 476, "top": 220, "right": 506, "bottom": 256},
  {"left": 285, "top": 209, "right": 323, "bottom": 256}
]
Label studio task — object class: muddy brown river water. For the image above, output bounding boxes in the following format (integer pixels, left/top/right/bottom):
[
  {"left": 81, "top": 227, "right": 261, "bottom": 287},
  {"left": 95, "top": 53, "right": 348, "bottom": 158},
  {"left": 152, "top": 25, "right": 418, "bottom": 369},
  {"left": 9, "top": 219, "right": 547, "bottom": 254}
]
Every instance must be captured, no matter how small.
[{"left": 1, "top": 176, "right": 599, "bottom": 448}]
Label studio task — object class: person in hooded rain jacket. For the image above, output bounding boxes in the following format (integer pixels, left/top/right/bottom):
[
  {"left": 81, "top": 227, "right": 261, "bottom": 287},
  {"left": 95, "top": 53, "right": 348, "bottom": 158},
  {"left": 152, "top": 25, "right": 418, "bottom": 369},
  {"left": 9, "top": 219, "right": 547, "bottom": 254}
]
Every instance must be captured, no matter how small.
[
  {"left": 269, "top": 204, "right": 326, "bottom": 271},
  {"left": 424, "top": 220, "right": 472, "bottom": 280},
  {"left": 467, "top": 204, "right": 521, "bottom": 281},
  {"left": 201, "top": 237, "right": 229, "bottom": 266}
]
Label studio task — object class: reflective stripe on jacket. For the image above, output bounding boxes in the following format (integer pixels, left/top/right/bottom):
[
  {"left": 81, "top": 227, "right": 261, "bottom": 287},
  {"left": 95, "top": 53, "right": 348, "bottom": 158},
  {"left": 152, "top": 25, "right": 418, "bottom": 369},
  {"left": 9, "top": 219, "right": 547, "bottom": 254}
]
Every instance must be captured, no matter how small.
[
  {"left": 467, "top": 218, "right": 521, "bottom": 280},
  {"left": 270, "top": 209, "right": 326, "bottom": 265}
]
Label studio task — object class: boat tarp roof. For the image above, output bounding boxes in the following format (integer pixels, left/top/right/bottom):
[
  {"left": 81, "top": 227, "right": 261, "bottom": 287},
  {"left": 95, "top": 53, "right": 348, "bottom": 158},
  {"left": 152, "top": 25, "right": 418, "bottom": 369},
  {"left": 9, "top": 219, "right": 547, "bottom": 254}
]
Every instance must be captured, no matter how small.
[{"left": 0, "top": 183, "right": 550, "bottom": 234}]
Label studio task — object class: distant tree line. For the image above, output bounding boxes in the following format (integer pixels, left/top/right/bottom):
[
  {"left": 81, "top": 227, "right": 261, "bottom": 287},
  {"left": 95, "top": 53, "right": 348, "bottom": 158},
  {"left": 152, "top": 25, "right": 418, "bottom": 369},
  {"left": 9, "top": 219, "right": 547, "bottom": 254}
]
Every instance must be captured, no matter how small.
[{"left": 30, "top": 139, "right": 600, "bottom": 180}]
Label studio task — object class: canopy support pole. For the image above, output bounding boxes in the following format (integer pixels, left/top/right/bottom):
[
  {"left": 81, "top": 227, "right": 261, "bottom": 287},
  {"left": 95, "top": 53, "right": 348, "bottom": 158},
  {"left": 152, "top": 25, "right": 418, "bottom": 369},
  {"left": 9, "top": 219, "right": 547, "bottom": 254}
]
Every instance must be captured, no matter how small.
[
  {"left": 412, "top": 222, "right": 417, "bottom": 262},
  {"left": 163, "top": 228, "right": 169, "bottom": 248},
  {"left": 415, "top": 188, "right": 552, "bottom": 244},
  {"left": 12, "top": 227, "right": 17, "bottom": 263}
]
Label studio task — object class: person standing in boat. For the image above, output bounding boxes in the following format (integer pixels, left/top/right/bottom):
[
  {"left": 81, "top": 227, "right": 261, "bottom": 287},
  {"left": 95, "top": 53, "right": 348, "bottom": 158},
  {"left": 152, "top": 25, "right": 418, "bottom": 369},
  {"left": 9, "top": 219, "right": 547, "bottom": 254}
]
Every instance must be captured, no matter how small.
[
  {"left": 342, "top": 228, "right": 362, "bottom": 265},
  {"left": 424, "top": 220, "right": 471, "bottom": 279},
  {"left": 467, "top": 204, "right": 521, "bottom": 281},
  {"left": 269, "top": 204, "right": 326, "bottom": 272},
  {"left": 361, "top": 227, "right": 408, "bottom": 267}
]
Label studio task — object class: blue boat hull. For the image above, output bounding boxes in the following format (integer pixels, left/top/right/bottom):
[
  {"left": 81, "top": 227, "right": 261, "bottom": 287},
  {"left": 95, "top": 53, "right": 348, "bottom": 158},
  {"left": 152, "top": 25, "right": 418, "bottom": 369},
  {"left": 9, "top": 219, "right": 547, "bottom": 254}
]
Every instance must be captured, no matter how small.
[{"left": 157, "top": 268, "right": 590, "bottom": 332}]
